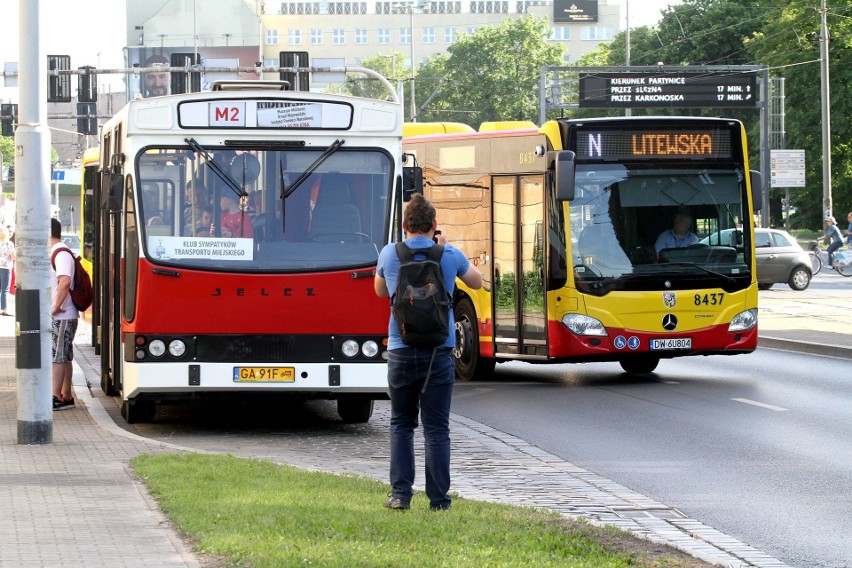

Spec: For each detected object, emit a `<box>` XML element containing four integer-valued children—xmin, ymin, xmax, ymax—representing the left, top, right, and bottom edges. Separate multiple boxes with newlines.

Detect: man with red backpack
<box><xmin>50</xmin><ymin>218</ymin><xmax>78</xmax><ymax>411</ymax></box>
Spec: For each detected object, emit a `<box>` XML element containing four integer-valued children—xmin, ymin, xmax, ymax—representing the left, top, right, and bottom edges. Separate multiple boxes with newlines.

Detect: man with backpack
<box><xmin>374</xmin><ymin>194</ymin><xmax>482</xmax><ymax>511</ymax></box>
<box><xmin>50</xmin><ymin>218</ymin><xmax>79</xmax><ymax>411</ymax></box>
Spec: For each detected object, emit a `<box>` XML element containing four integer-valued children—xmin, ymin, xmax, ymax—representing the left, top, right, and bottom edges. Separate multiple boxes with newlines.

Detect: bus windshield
<box><xmin>568</xmin><ymin>163</ymin><xmax>752</xmax><ymax>293</ymax></box>
<box><xmin>136</xmin><ymin>145</ymin><xmax>392</xmax><ymax>272</ymax></box>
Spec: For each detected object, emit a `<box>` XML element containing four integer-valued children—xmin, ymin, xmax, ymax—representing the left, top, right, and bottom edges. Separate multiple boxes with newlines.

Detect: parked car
<box><xmin>701</xmin><ymin>227</ymin><xmax>812</xmax><ymax>291</ymax></box>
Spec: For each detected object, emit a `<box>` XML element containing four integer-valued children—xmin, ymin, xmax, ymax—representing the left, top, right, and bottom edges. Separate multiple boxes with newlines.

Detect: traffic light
<box><xmin>78</xmin><ymin>66</ymin><xmax>98</xmax><ymax>103</ymax></box>
<box><xmin>1</xmin><ymin>104</ymin><xmax>17</xmax><ymax>137</ymax></box>
<box><xmin>279</xmin><ymin>51</ymin><xmax>310</xmax><ymax>91</ymax></box>
<box><xmin>48</xmin><ymin>55</ymin><xmax>72</xmax><ymax>103</ymax></box>
<box><xmin>170</xmin><ymin>53</ymin><xmax>201</xmax><ymax>95</ymax></box>
<box><xmin>76</xmin><ymin>102</ymin><xmax>97</xmax><ymax>136</ymax></box>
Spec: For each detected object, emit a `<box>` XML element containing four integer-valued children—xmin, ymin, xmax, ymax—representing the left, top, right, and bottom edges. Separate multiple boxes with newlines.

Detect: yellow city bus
<box><xmin>403</xmin><ymin>117</ymin><xmax>761</xmax><ymax>380</ymax></box>
<box><xmin>79</xmin><ymin>146</ymin><xmax>99</xmax><ymax>268</ymax></box>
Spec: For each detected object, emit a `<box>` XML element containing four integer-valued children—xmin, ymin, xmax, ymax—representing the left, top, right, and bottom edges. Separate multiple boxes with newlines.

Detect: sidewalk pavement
<box><xmin>1</xmin><ymin>287</ymin><xmax>850</xmax><ymax>568</ymax></box>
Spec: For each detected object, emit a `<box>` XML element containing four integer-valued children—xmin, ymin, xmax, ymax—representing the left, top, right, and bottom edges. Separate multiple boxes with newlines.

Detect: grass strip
<box><xmin>132</xmin><ymin>453</ymin><xmax>708</xmax><ymax>568</ymax></box>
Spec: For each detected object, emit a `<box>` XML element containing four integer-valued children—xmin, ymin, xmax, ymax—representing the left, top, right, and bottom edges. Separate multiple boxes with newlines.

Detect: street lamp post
<box><xmin>408</xmin><ymin>7</ymin><xmax>416</xmax><ymax>122</ymax></box>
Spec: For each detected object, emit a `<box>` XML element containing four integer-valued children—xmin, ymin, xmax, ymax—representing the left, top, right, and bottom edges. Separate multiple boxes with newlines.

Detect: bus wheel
<box><xmin>453</xmin><ymin>298</ymin><xmax>495</xmax><ymax>382</ymax></box>
<box><xmin>121</xmin><ymin>399</ymin><xmax>156</xmax><ymax>424</ymax></box>
<box><xmin>620</xmin><ymin>356</ymin><xmax>660</xmax><ymax>375</ymax></box>
<box><xmin>337</xmin><ymin>397</ymin><xmax>374</xmax><ymax>423</ymax></box>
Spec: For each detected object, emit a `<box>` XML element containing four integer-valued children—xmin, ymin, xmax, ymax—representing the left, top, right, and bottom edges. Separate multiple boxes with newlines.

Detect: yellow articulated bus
<box><xmin>403</xmin><ymin>117</ymin><xmax>761</xmax><ymax>380</ymax></box>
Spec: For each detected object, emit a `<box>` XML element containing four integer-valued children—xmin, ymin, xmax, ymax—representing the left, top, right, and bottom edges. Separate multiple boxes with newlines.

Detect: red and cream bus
<box><xmin>94</xmin><ymin>80</ymin><xmax>407</xmax><ymax>423</ymax></box>
<box><xmin>403</xmin><ymin>117</ymin><xmax>761</xmax><ymax>380</ymax></box>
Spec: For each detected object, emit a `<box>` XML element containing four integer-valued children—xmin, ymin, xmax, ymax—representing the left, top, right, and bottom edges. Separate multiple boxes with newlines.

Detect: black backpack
<box><xmin>51</xmin><ymin>247</ymin><xmax>94</xmax><ymax>312</ymax></box>
<box><xmin>392</xmin><ymin>243</ymin><xmax>452</xmax><ymax>347</ymax></box>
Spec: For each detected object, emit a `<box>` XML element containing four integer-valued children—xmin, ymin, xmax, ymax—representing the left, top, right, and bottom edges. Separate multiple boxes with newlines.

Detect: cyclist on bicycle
<box><xmin>823</xmin><ymin>216</ymin><xmax>845</xmax><ymax>269</ymax></box>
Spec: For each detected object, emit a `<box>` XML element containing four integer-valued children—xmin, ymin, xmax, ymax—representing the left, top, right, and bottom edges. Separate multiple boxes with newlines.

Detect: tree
<box><xmin>343</xmin><ymin>51</ymin><xmax>409</xmax><ymax>102</ymax></box>
<box><xmin>415</xmin><ymin>16</ymin><xmax>564</xmax><ymax>125</ymax></box>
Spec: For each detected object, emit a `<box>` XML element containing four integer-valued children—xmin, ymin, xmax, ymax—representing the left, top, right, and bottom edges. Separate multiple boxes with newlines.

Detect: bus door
<box><xmin>492</xmin><ymin>175</ymin><xmax>547</xmax><ymax>358</ymax></box>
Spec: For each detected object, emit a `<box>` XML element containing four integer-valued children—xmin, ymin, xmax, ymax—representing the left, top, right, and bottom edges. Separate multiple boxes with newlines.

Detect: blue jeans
<box><xmin>387</xmin><ymin>346</ymin><xmax>454</xmax><ymax>509</ymax></box>
<box><xmin>0</xmin><ymin>268</ymin><xmax>10</xmax><ymax>311</ymax></box>
<box><xmin>828</xmin><ymin>240</ymin><xmax>843</xmax><ymax>266</ymax></box>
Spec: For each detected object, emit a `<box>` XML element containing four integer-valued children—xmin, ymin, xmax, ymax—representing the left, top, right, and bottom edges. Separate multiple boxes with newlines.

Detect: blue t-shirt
<box><xmin>825</xmin><ymin>224</ymin><xmax>844</xmax><ymax>245</ymax></box>
<box><xmin>377</xmin><ymin>236</ymin><xmax>471</xmax><ymax>350</ymax></box>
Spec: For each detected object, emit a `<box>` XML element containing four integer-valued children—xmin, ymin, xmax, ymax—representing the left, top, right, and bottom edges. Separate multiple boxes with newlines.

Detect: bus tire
<box><xmin>453</xmin><ymin>298</ymin><xmax>495</xmax><ymax>382</ymax></box>
<box><xmin>121</xmin><ymin>399</ymin><xmax>156</xmax><ymax>424</ymax></box>
<box><xmin>337</xmin><ymin>397</ymin><xmax>373</xmax><ymax>423</ymax></box>
<box><xmin>620</xmin><ymin>356</ymin><xmax>660</xmax><ymax>375</ymax></box>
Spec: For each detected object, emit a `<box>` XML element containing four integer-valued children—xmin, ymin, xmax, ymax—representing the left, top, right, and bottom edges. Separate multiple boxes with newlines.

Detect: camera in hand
<box><xmin>433</xmin><ymin>230</ymin><xmax>442</xmax><ymax>244</ymax></box>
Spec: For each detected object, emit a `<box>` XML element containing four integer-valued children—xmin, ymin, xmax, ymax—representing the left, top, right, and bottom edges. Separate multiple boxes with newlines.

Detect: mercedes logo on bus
<box><xmin>662</xmin><ymin>314</ymin><xmax>678</xmax><ymax>331</ymax></box>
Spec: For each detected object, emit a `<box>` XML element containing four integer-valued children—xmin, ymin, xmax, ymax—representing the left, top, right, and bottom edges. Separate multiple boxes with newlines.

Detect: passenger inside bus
<box><xmin>219</xmin><ymin>194</ymin><xmax>254</xmax><ymax>238</ymax></box>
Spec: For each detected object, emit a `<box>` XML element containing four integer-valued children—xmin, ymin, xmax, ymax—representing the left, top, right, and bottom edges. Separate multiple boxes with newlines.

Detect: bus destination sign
<box><xmin>579</xmin><ymin>72</ymin><xmax>758</xmax><ymax>109</ymax></box>
<box><xmin>574</xmin><ymin>129</ymin><xmax>734</xmax><ymax>161</ymax></box>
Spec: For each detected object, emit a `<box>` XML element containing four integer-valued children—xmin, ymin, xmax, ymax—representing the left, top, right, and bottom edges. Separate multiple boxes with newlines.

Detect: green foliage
<box><xmin>345</xmin><ymin>51</ymin><xmax>410</xmax><ymax>101</ymax></box>
<box><xmin>0</xmin><ymin>136</ymin><xmax>13</xmax><ymax>167</ymax></box>
<box><xmin>417</xmin><ymin>16</ymin><xmax>564</xmax><ymax>125</ymax></box>
<box><xmin>132</xmin><ymin>452</ymin><xmax>697</xmax><ymax>568</ymax></box>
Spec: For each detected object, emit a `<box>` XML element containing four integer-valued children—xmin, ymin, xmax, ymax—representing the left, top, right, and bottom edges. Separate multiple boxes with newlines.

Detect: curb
<box><xmin>759</xmin><ymin>336</ymin><xmax>852</xmax><ymax>360</ymax></box>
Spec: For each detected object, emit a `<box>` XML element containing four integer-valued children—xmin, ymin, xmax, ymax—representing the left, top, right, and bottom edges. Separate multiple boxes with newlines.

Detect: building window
<box><xmin>470</xmin><ymin>0</ymin><xmax>508</xmax><ymax>13</ymax></box>
<box><xmin>551</xmin><ymin>27</ymin><xmax>571</xmax><ymax>41</ymax></box>
<box><xmin>328</xmin><ymin>2</ymin><xmax>367</xmax><ymax>14</ymax></box>
<box><xmin>400</xmin><ymin>27</ymin><xmax>411</xmax><ymax>45</ymax></box>
<box><xmin>562</xmin><ymin>52</ymin><xmax>571</xmax><ymax>63</ymax></box>
<box><xmin>581</xmin><ymin>26</ymin><xmax>613</xmax><ymax>41</ymax></box>
<box><xmin>333</xmin><ymin>29</ymin><xmax>346</xmax><ymax>45</ymax></box>
<box><xmin>375</xmin><ymin>1</ymin><xmax>395</xmax><ymax>14</ymax></box>
<box><xmin>378</xmin><ymin>28</ymin><xmax>391</xmax><ymax>45</ymax></box>
<box><xmin>431</xmin><ymin>1</ymin><xmax>461</xmax><ymax>13</ymax></box>
<box><xmin>265</xmin><ymin>29</ymin><xmax>279</xmax><ymax>45</ymax></box>
<box><xmin>288</xmin><ymin>29</ymin><xmax>301</xmax><ymax>45</ymax></box>
<box><xmin>355</xmin><ymin>28</ymin><xmax>368</xmax><ymax>45</ymax></box>
<box><xmin>516</xmin><ymin>0</ymin><xmax>546</xmax><ymax>13</ymax></box>
<box><xmin>310</xmin><ymin>28</ymin><xmax>324</xmax><ymax>45</ymax></box>
<box><xmin>423</xmin><ymin>28</ymin><xmax>435</xmax><ymax>45</ymax></box>
<box><xmin>279</xmin><ymin>2</ymin><xmax>319</xmax><ymax>15</ymax></box>
<box><xmin>444</xmin><ymin>27</ymin><xmax>456</xmax><ymax>43</ymax></box>
<box><xmin>467</xmin><ymin>26</ymin><xmax>477</xmax><ymax>36</ymax></box>
<box><xmin>265</xmin><ymin>58</ymin><xmax>278</xmax><ymax>68</ymax></box>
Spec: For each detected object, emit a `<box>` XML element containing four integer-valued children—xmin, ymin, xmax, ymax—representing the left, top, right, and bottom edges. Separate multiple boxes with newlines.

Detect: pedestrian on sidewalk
<box><xmin>845</xmin><ymin>212</ymin><xmax>852</xmax><ymax>246</ymax></box>
<box><xmin>0</xmin><ymin>225</ymin><xmax>15</xmax><ymax>316</ymax></box>
<box><xmin>823</xmin><ymin>216</ymin><xmax>845</xmax><ymax>269</ymax></box>
<box><xmin>50</xmin><ymin>217</ymin><xmax>79</xmax><ymax>410</ymax></box>
<box><xmin>374</xmin><ymin>194</ymin><xmax>482</xmax><ymax>511</ymax></box>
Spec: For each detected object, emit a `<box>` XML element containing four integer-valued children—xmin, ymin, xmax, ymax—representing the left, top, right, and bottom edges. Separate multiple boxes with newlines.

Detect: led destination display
<box><xmin>579</xmin><ymin>72</ymin><xmax>758</xmax><ymax>108</ymax></box>
<box><xmin>573</xmin><ymin>129</ymin><xmax>734</xmax><ymax>161</ymax></box>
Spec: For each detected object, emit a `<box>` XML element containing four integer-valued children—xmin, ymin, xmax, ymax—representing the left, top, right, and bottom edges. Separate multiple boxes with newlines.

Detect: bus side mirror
<box><xmin>101</xmin><ymin>173</ymin><xmax>123</xmax><ymax>211</ymax></box>
<box><xmin>402</xmin><ymin>166</ymin><xmax>423</xmax><ymax>202</ymax></box>
<box><xmin>750</xmin><ymin>170</ymin><xmax>762</xmax><ymax>212</ymax></box>
<box><xmin>549</xmin><ymin>150</ymin><xmax>575</xmax><ymax>201</ymax></box>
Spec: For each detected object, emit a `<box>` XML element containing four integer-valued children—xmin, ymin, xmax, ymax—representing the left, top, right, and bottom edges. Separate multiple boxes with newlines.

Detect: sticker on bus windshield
<box><xmin>147</xmin><ymin>236</ymin><xmax>254</xmax><ymax>261</ymax></box>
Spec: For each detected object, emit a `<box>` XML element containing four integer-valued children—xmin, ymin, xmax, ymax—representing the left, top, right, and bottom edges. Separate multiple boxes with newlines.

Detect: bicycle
<box><xmin>808</xmin><ymin>241</ymin><xmax>824</xmax><ymax>275</ymax></box>
<box><xmin>810</xmin><ymin>240</ymin><xmax>852</xmax><ymax>277</ymax></box>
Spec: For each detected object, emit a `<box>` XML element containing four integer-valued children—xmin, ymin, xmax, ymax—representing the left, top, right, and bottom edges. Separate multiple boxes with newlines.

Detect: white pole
<box><xmin>820</xmin><ymin>0</ymin><xmax>832</xmax><ymax>219</ymax></box>
<box><xmin>16</xmin><ymin>0</ymin><xmax>54</xmax><ymax>444</ymax></box>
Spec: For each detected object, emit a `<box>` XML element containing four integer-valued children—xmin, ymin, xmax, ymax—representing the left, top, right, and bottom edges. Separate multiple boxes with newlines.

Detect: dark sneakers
<box><xmin>383</xmin><ymin>495</ymin><xmax>410</xmax><ymax>510</ymax></box>
<box><xmin>52</xmin><ymin>396</ymin><xmax>75</xmax><ymax>411</ymax></box>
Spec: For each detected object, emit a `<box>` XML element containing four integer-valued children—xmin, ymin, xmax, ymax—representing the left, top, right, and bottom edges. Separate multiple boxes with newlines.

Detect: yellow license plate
<box><xmin>233</xmin><ymin>367</ymin><xmax>296</xmax><ymax>382</ymax></box>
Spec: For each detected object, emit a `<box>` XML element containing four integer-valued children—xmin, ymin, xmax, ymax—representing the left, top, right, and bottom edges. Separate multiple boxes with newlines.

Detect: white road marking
<box><xmin>731</xmin><ymin>398</ymin><xmax>788</xmax><ymax>412</ymax></box>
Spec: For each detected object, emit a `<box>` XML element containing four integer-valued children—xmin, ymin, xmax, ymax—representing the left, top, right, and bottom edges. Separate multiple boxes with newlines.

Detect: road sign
<box><xmin>770</xmin><ymin>149</ymin><xmax>806</xmax><ymax>188</ymax></box>
<box><xmin>579</xmin><ymin>72</ymin><xmax>758</xmax><ymax>108</ymax></box>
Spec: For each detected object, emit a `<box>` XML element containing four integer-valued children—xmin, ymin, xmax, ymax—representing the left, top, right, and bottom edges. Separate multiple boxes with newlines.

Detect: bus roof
<box><xmin>402</xmin><ymin>122</ymin><xmax>475</xmax><ymax>137</ymax></box>
<box><xmin>81</xmin><ymin>146</ymin><xmax>99</xmax><ymax>166</ymax></box>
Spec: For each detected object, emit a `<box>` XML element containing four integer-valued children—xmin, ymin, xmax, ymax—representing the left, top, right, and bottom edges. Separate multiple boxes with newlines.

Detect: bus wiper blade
<box><xmin>663</xmin><ymin>262</ymin><xmax>738</xmax><ymax>288</ymax></box>
<box><xmin>280</xmin><ymin>139</ymin><xmax>345</xmax><ymax>199</ymax></box>
<box><xmin>184</xmin><ymin>137</ymin><xmax>245</xmax><ymax>198</ymax></box>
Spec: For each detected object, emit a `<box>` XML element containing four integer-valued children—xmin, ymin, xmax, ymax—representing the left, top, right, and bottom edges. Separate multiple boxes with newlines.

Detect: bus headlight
<box><xmin>148</xmin><ymin>339</ymin><xmax>166</xmax><ymax>357</ymax></box>
<box><xmin>562</xmin><ymin>314</ymin><xmax>607</xmax><ymax>336</ymax></box>
<box><xmin>361</xmin><ymin>340</ymin><xmax>379</xmax><ymax>358</ymax></box>
<box><xmin>168</xmin><ymin>339</ymin><xmax>187</xmax><ymax>357</ymax></box>
<box><xmin>728</xmin><ymin>309</ymin><xmax>757</xmax><ymax>332</ymax></box>
<box><xmin>341</xmin><ymin>339</ymin><xmax>360</xmax><ymax>358</ymax></box>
